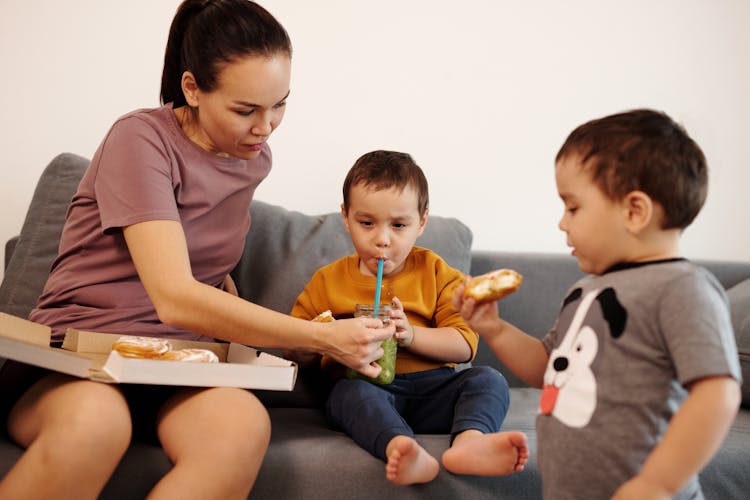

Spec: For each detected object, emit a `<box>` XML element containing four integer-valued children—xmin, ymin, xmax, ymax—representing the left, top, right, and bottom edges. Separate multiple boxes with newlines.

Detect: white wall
<box><xmin>2</xmin><ymin>0</ymin><xmax>749</xmax><ymax>282</ymax></box>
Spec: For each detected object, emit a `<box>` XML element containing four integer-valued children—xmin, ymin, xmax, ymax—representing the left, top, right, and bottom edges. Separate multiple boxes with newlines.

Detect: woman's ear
<box><xmin>181</xmin><ymin>71</ymin><xmax>200</xmax><ymax>107</ymax></box>
<box><xmin>623</xmin><ymin>190</ymin><xmax>654</xmax><ymax>234</ymax></box>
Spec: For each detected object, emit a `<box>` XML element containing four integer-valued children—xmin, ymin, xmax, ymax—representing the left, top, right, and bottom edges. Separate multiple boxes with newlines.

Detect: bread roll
<box><xmin>311</xmin><ymin>310</ymin><xmax>335</xmax><ymax>323</ymax></box>
<box><xmin>112</xmin><ymin>336</ymin><xmax>172</xmax><ymax>359</ymax></box>
<box><xmin>159</xmin><ymin>348</ymin><xmax>219</xmax><ymax>363</ymax></box>
<box><xmin>463</xmin><ymin>269</ymin><xmax>522</xmax><ymax>303</ymax></box>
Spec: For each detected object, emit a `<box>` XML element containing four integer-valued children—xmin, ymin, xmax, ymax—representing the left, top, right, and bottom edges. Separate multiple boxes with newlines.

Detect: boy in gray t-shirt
<box><xmin>454</xmin><ymin>109</ymin><xmax>742</xmax><ymax>499</ymax></box>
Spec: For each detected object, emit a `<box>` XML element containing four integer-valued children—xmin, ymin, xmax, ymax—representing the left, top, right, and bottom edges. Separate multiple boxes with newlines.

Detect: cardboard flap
<box><xmin>62</xmin><ymin>329</ymin><xmax>123</xmax><ymax>353</ymax></box>
<box><xmin>0</xmin><ymin>312</ymin><xmax>52</xmax><ymax>346</ymax></box>
<box><xmin>62</xmin><ymin>330</ymin><xmax>230</xmax><ymax>359</ymax></box>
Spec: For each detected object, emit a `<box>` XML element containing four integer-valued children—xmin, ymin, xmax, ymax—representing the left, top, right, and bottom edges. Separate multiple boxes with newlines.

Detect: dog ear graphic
<box><xmin>596</xmin><ymin>287</ymin><xmax>626</xmax><ymax>339</ymax></box>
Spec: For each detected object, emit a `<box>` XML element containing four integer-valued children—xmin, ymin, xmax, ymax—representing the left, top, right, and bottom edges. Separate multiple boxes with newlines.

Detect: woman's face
<box><xmin>182</xmin><ymin>53</ymin><xmax>291</xmax><ymax>159</ymax></box>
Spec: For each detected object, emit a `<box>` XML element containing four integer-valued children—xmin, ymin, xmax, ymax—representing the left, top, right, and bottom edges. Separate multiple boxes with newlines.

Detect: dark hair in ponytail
<box><xmin>160</xmin><ymin>0</ymin><xmax>292</xmax><ymax>107</ymax></box>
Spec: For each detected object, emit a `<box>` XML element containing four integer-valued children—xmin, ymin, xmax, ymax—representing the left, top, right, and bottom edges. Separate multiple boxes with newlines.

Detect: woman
<box><xmin>0</xmin><ymin>1</ymin><xmax>393</xmax><ymax>498</ymax></box>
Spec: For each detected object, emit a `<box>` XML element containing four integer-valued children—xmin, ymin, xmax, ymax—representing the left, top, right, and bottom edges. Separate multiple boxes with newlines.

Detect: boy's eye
<box><xmin>392</xmin><ymin>223</ymin><xmax>406</xmax><ymax>229</ymax></box>
<box><xmin>359</xmin><ymin>221</ymin><xmax>373</xmax><ymax>227</ymax></box>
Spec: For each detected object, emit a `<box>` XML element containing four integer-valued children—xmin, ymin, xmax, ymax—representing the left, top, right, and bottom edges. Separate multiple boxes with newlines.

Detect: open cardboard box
<box><xmin>0</xmin><ymin>312</ymin><xmax>297</xmax><ymax>391</ymax></box>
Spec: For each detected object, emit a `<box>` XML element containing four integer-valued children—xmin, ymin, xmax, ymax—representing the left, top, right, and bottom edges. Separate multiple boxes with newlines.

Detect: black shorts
<box><xmin>0</xmin><ymin>359</ymin><xmax>183</xmax><ymax>443</ymax></box>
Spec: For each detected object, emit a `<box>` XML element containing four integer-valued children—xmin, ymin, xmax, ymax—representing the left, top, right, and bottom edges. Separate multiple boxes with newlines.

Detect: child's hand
<box><xmin>390</xmin><ymin>297</ymin><xmax>414</xmax><ymax>347</ymax></box>
<box><xmin>612</xmin><ymin>475</ymin><xmax>671</xmax><ymax>500</ymax></box>
<box><xmin>452</xmin><ymin>278</ymin><xmax>503</xmax><ymax>337</ymax></box>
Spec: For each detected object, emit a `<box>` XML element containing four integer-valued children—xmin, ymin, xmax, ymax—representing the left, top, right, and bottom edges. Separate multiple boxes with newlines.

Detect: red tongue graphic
<box><xmin>540</xmin><ymin>385</ymin><xmax>559</xmax><ymax>414</ymax></box>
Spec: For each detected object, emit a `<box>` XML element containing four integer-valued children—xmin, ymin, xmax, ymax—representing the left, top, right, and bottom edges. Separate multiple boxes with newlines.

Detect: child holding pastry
<box><xmin>0</xmin><ymin>1</ymin><xmax>393</xmax><ymax>498</ymax></box>
<box><xmin>454</xmin><ymin>109</ymin><xmax>742</xmax><ymax>499</ymax></box>
<box><xmin>291</xmin><ymin>150</ymin><xmax>528</xmax><ymax>486</ymax></box>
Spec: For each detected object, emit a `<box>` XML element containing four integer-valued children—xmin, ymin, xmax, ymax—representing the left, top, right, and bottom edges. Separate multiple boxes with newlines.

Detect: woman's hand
<box><xmin>390</xmin><ymin>297</ymin><xmax>414</xmax><ymax>347</ymax></box>
<box><xmin>321</xmin><ymin>317</ymin><xmax>395</xmax><ymax>378</ymax></box>
<box><xmin>223</xmin><ymin>274</ymin><xmax>238</xmax><ymax>296</ymax></box>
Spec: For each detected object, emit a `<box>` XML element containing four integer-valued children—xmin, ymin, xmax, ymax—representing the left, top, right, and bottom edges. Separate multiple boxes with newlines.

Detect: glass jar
<box><xmin>346</xmin><ymin>304</ymin><xmax>396</xmax><ymax>385</ymax></box>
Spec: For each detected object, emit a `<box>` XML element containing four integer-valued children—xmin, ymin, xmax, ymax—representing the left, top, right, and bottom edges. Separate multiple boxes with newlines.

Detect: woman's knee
<box><xmin>11</xmin><ymin>376</ymin><xmax>131</xmax><ymax>460</ymax></box>
<box><xmin>159</xmin><ymin>387</ymin><xmax>270</xmax><ymax>461</ymax></box>
<box><xmin>52</xmin><ymin>380</ymin><xmax>132</xmax><ymax>451</ymax></box>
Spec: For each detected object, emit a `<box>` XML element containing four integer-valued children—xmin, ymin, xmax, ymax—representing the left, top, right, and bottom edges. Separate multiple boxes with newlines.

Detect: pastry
<box><xmin>159</xmin><ymin>348</ymin><xmax>219</xmax><ymax>363</ymax></box>
<box><xmin>311</xmin><ymin>310</ymin><xmax>335</xmax><ymax>323</ymax></box>
<box><xmin>463</xmin><ymin>269</ymin><xmax>522</xmax><ymax>303</ymax></box>
<box><xmin>112</xmin><ymin>336</ymin><xmax>172</xmax><ymax>359</ymax></box>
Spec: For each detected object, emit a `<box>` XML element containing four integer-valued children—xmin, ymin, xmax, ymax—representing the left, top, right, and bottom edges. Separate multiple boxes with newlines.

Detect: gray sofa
<box><xmin>1</xmin><ymin>153</ymin><xmax>748</xmax><ymax>499</ymax></box>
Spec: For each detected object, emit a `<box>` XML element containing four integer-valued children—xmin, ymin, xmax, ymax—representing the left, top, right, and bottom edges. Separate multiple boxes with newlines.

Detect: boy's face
<box><xmin>342</xmin><ymin>183</ymin><xmax>427</xmax><ymax>278</ymax></box>
<box><xmin>555</xmin><ymin>155</ymin><xmax>631</xmax><ymax>275</ymax></box>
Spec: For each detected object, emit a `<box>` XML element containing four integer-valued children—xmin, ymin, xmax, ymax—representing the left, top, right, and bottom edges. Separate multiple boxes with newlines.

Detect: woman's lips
<box><xmin>241</xmin><ymin>142</ymin><xmax>265</xmax><ymax>152</ymax></box>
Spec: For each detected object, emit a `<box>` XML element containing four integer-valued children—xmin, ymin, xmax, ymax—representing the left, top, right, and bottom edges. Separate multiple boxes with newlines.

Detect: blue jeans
<box><xmin>325</xmin><ymin>366</ymin><xmax>510</xmax><ymax>461</ymax></box>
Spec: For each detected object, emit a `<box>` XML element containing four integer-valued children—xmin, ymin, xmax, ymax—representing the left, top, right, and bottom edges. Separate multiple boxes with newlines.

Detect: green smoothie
<box><xmin>346</xmin><ymin>304</ymin><xmax>396</xmax><ymax>385</ymax></box>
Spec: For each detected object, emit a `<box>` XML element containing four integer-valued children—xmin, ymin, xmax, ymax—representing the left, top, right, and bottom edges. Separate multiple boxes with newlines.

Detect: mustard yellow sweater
<box><xmin>290</xmin><ymin>246</ymin><xmax>478</xmax><ymax>374</ymax></box>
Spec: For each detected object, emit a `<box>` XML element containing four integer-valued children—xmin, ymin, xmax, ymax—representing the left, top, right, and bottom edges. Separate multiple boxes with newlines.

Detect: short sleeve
<box><xmin>94</xmin><ymin>115</ymin><xmax>181</xmax><ymax>231</ymax></box>
<box><xmin>659</xmin><ymin>270</ymin><xmax>741</xmax><ymax>386</ymax></box>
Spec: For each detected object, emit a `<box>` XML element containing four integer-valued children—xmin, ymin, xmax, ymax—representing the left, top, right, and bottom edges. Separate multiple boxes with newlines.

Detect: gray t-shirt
<box><xmin>537</xmin><ymin>259</ymin><xmax>741</xmax><ymax>500</ymax></box>
<box><xmin>30</xmin><ymin>104</ymin><xmax>272</xmax><ymax>342</ymax></box>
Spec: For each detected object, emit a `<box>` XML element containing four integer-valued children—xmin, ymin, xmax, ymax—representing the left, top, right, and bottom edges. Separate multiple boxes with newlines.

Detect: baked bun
<box><xmin>463</xmin><ymin>269</ymin><xmax>522</xmax><ymax>303</ymax></box>
<box><xmin>159</xmin><ymin>348</ymin><xmax>219</xmax><ymax>363</ymax></box>
<box><xmin>112</xmin><ymin>336</ymin><xmax>172</xmax><ymax>359</ymax></box>
<box><xmin>311</xmin><ymin>310</ymin><xmax>335</xmax><ymax>323</ymax></box>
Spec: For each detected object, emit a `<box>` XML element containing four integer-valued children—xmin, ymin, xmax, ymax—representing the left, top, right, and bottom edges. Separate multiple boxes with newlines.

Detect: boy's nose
<box><xmin>374</xmin><ymin>227</ymin><xmax>390</xmax><ymax>247</ymax></box>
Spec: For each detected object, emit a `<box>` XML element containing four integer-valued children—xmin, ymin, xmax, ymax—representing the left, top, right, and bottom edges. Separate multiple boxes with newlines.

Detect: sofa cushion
<box><xmin>0</xmin><ymin>153</ymin><xmax>89</xmax><ymax>319</ymax></box>
<box><xmin>727</xmin><ymin>278</ymin><xmax>750</xmax><ymax>408</ymax></box>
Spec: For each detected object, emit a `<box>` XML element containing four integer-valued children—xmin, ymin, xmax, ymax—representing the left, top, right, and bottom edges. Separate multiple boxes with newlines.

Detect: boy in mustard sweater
<box><xmin>291</xmin><ymin>150</ymin><xmax>528</xmax><ymax>486</ymax></box>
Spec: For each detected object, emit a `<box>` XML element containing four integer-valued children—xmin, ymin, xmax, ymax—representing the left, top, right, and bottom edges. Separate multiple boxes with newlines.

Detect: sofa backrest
<box><xmin>0</xmin><ymin>153</ymin><xmax>89</xmax><ymax>319</ymax></box>
<box><xmin>0</xmin><ymin>153</ymin><xmax>474</xmax><ymax>321</ymax></box>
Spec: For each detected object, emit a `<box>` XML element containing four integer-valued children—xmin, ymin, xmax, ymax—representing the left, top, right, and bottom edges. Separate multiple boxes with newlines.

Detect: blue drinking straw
<box><xmin>374</xmin><ymin>258</ymin><xmax>384</xmax><ymax>313</ymax></box>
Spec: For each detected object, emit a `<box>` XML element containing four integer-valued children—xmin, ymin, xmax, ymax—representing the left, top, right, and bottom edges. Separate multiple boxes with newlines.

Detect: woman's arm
<box><xmin>123</xmin><ymin>220</ymin><xmax>393</xmax><ymax>377</ymax></box>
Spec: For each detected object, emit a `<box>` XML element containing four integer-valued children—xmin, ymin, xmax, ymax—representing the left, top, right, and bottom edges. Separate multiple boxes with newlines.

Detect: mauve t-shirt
<box><xmin>29</xmin><ymin>104</ymin><xmax>272</xmax><ymax>343</ymax></box>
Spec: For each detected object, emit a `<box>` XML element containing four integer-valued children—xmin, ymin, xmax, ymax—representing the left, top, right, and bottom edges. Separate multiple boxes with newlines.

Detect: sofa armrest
<box><xmin>5</xmin><ymin>236</ymin><xmax>18</xmax><ymax>271</ymax></box>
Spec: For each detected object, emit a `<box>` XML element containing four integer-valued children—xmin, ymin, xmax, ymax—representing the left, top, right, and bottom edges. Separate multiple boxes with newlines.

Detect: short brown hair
<box><xmin>342</xmin><ymin>150</ymin><xmax>429</xmax><ymax>216</ymax></box>
<box><xmin>556</xmin><ymin>109</ymin><xmax>707</xmax><ymax>230</ymax></box>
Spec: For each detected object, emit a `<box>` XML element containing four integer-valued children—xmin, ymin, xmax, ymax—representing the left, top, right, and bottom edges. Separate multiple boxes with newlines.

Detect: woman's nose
<box><xmin>251</xmin><ymin>112</ymin><xmax>273</xmax><ymax>137</ymax></box>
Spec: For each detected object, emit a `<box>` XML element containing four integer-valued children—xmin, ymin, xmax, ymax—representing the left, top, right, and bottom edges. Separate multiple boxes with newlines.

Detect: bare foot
<box><xmin>442</xmin><ymin>431</ymin><xmax>529</xmax><ymax>476</ymax></box>
<box><xmin>385</xmin><ymin>436</ymin><xmax>440</xmax><ymax>485</ymax></box>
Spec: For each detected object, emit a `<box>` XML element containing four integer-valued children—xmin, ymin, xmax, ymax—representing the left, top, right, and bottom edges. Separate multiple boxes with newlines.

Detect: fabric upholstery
<box><xmin>0</xmin><ymin>153</ymin><xmax>89</xmax><ymax>319</ymax></box>
<box><xmin>727</xmin><ymin>278</ymin><xmax>750</xmax><ymax>407</ymax></box>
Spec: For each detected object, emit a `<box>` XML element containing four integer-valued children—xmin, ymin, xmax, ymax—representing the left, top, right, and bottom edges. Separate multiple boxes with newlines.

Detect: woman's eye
<box><xmin>274</xmin><ymin>100</ymin><xmax>287</xmax><ymax>110</ymax></box>
<box><xmin>236</xmin><ymin>110</ymin><xmax>254</xmax><ymax>117</ymax></box>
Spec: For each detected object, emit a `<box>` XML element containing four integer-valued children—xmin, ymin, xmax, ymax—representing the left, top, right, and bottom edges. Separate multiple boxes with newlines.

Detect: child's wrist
<box><xmin>399</xmin><ymin>328</ymin><xmax>415</xmax><ymax>347</ymax></box>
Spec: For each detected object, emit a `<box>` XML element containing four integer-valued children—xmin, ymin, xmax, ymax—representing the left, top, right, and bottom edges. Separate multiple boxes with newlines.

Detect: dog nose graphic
<box><xmin>553</xmin><ymin>357</ymin><xmax>568</xmax><ymax>372</ymax></box>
